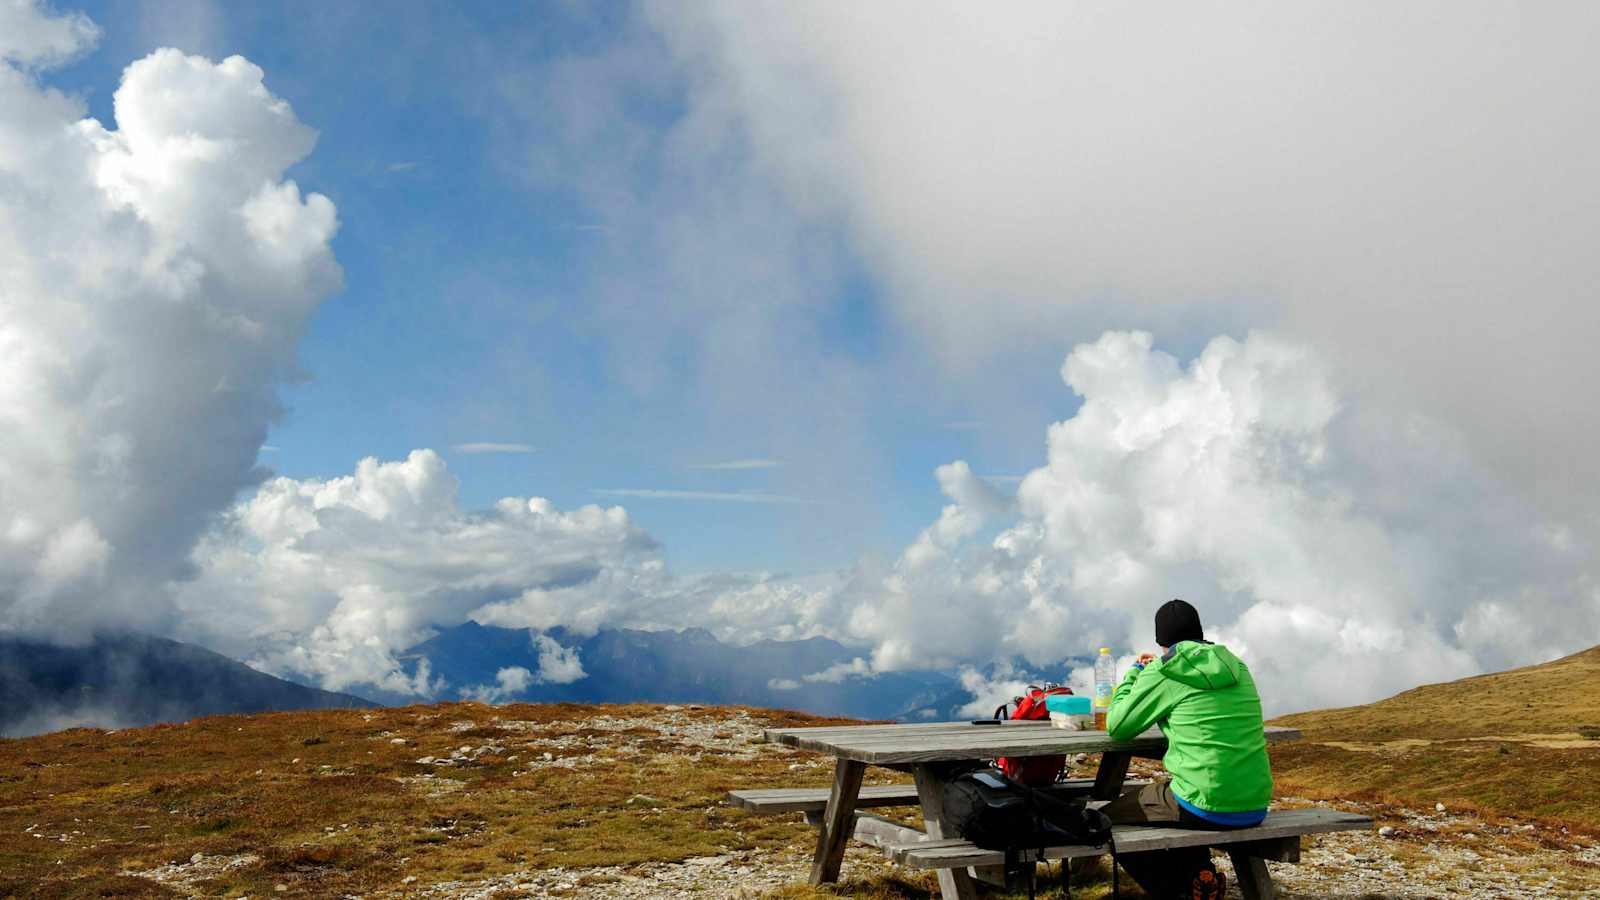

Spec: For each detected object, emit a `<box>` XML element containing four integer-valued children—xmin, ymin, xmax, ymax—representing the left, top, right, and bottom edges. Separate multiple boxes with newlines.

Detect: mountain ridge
<box><xmin>0</xmin><ymin>632</ymin><xmax>374</xmax><ymax>738</ymax></box>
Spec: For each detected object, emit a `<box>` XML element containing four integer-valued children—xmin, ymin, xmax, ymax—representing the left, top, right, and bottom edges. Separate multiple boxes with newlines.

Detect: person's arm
<box><xmin>1106</xmin><ymin>663</ymin><xmax>1181</xmax><ymax>741</ymax></box>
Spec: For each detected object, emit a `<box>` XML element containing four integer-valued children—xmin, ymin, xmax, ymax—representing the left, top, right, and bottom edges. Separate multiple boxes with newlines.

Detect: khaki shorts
<box><xmin>1101</xmin><ymin>780</ymin><xmax>1233</xmax><ymax>830</ymax></box>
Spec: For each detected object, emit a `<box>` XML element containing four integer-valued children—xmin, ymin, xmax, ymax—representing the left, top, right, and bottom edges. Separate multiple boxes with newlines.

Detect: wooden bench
<box><xmin>729</xmin><ymin>778</ymin><xmax>1151</xmax><ymax>890</ymax></box>
<box><xmin>726</xmin><ymin>778</ymin><xmax>1148</xmax><ymax>815</ymax></box>
<box><xmin>889</xmin><ymin>807</ymin><xmax>1373</xmax><ymax>900</ymax></box>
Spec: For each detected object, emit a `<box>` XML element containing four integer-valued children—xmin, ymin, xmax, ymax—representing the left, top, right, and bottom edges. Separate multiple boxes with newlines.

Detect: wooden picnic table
<box><xmin>760</xmin><ymin>719</ymin><xmax>1305</xmax><ymax>899</ymax></box>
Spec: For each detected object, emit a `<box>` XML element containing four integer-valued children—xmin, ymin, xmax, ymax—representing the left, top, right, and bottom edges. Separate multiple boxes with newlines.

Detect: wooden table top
<box><xmin>762</xmin><ymin>720</ymin><xmax>1302</xmax><ymax>765</ymax></box>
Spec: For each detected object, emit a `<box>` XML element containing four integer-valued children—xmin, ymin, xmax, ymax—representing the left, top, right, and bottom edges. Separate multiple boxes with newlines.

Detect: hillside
<box><xmin>0</xmin><ymin>633</ymin><xmax>374</xmax><ymax>738</ymax></box>
<box><xmin>1270</xmin><ymin>644</ymin><xmax>1600</xmax><ymax>826</ymax></box>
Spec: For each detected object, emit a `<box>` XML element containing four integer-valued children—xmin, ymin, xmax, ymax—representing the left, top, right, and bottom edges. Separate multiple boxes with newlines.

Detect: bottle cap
<box><xmin>1099</xmin><ymin>647</ymin><xmax>1111</xmax><ymax>654</ymax></box>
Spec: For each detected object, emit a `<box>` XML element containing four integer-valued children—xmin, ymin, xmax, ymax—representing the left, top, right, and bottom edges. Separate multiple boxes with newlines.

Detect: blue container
<box><xmin>1044</xmin><ymin>694</ymin><xmax>1091</xmax><ymax>715</ymax></box>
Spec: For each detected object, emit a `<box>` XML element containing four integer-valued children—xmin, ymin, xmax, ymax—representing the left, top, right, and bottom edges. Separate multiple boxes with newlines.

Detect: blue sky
<box><xmin>43</xmin><ymin>0</ymin><xmax>1076</xmax><ymax>573</ymax></box>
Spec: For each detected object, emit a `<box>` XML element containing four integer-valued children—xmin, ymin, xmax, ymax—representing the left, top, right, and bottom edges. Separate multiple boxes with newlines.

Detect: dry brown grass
<box><xmin>1275</xmin><ymin>644</ymin><xmax>1600</xmax><ymax>742</ymax></box>
<box><xmin>1270</xmin><ymin>643</ymin><xmax>1600</xmax><ymax>833</ymax></box>
<box><xmin>0</xmin><ymin>702</ymin><xmax>860</xmax><ymax>898</ymax></box>
<box><xmin>8</xmin><ymin>644</ymin><xmax>1598</xmax><ymax>898</ymax></box>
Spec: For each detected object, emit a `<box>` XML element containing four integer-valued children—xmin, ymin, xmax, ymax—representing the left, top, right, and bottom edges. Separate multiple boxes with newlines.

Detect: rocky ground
<box><xmin>404</xmin><ymin>796</ymin><xmax>1600</xmax><ymax>900</ymax></box>
<box><xmin>6</xmin><ymin>702</ymin><xmax>1597</xmax><ymax>899</ymax></box>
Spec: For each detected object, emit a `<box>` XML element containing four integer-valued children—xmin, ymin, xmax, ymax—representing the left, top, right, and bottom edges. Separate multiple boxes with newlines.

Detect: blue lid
<box><xmin>1045</xmin><ymin>694</ymin><xmax>1091</xmax><ymax>715</ymax></box>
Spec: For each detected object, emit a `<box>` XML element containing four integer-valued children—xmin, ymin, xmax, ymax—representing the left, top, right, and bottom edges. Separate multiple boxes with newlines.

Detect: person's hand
<box><xmin>1133</xmin><ymin>652</ymin><xmax>1157</xmax><ymax>669</ymax></box>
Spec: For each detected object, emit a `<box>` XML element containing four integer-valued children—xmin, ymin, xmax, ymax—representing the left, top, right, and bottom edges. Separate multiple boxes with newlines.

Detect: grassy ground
<box><xmin>0</xmin><ymin>702</ymin><xmax>1144</xmax><ymax>899</ymax></box>
<box><xmin>0</xmin><ymin>703</ymin><xmax>855</xmax><ymax>898</ymax></box>
<box><xmin>1270</xmin><ymin>645</ymin><xmax>1600</xmax><ymax>831</ymax></box>
<box><xmin>5</xmin><ymin>646</ymin><xmax>1597</xmax><ymax>897</ymax></box>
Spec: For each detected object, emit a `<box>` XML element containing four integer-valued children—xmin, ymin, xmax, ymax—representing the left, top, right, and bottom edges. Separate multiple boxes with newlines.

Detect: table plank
<box><xmin>765</xmin><ymin>723</ymin><xmax>1300</xmax><ymax>764</ymax></box>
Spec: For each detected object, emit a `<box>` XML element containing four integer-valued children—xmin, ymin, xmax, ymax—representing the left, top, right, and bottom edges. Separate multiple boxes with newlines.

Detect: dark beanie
<box><xmin>1154</xmin><ymin>598</ymin><xmax>1204</xmax><ymax>647</ymax></box>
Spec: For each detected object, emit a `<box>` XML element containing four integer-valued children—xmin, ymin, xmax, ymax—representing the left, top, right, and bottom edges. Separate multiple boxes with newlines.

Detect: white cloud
<box><xmin>651</xmin><ymin>0</ymin><xmax>1600</xmax><ymax>546</ymax></box>
<box><xmin>532</xmin><ymin>633</ymin><xmax>585</xmax><ymax>684</ymax></box>
<box><xmin>955</xmin><ymin>664</ymin><xmax>1032</xmax><ymax>720</ymax></box>
<box><xmin>800</xmin><ymin>657</ymin><xmax>872</xmax><ymax>684</ymax></box>
<box><xmin>828</xmin><ymin>331</ymin><xmax>1598</xmax><ymax>713</ymax></box>
<box><xmin>172</xmin><ymin>332</ymin><xmax>1597</xmax><ymax>715</ymax></box>
<box><xmin>686</xmin><ymin>459</ymin><xmax>781</xmax><ymax>470</ymax></box>
<box><xmin>0</xmin><ymin>6</ymin><xmax>340</xmax><ymax>640</ymax></box>
<box><xmin>463</xmin><ymin>665</ymin><xmax>533</xmax><ymax>703</ymax></box>
<box><xmin>175</xmin><ymin>449</ymin><xmax>653</xmax><ymax>692</ymax></box>
<box><xmin>460</xmin><ymin>639</ymin><xmax>585</xmax><ymax>701</ymax></box>
<box><xmin>452</xmin><ymin>442</ymin><xmax>536</xmax><ymax>454</ymax></box>
<box><xmin>594</xmin><ymin>489</ymin><xmax>812</xmax><ymax>505</ymax></box>
<box><xmin>0</xmin><ymin>0</ymin><xmax>98</xmax><ymax>68</ymax></box>
<box><xmin>766</xmin><ymin>677</ymin><xmax>800</xmax><ymax>691</ymax></box>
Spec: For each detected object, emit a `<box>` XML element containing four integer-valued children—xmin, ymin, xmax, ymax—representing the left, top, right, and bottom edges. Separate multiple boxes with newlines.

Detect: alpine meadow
<box><xmin>2</xmin><ymin>1</ymin><xmax>1598</xmax><ymax>898</ymax></box>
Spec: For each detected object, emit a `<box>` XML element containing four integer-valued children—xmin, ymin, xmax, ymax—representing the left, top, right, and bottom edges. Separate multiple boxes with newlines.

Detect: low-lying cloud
<box><xmin>174</xmin><ymin>449</ymin><xmax>657</xmax><ymax>693</ymax></box>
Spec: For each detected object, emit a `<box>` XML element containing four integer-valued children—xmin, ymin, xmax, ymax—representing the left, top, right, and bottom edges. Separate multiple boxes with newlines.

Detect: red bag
<box><xmin>995</xmin><ymin>685</ymin><xmax>1074</xmax><ymax>786</ymax></box>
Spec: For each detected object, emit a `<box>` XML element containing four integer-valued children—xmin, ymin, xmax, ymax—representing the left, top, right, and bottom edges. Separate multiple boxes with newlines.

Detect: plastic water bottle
<box><xmin>1093</xmin><ymin>647</ymin><xmax>1115</xmax><ymax>730</ymax></box>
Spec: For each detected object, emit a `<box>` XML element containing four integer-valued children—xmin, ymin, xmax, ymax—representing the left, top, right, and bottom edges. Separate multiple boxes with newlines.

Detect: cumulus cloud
<box><xmin>833</xmin><ymin>331</ymin><xmax>1598</xmax><ymax>713</ymax></box>
<box><xmin>174</xmin><ymin>449</ymin><xmax>653</xmax><ymax>693</ymax></box>
<box><xmin>0</xmin><ymin>3</ymin><xmax>339</xmax><ymax>639</ymax></box>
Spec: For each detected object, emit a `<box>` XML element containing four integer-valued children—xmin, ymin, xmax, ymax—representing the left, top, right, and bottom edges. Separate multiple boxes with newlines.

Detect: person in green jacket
<box><xmin>1102</xmin><ymin>599</ymin><xmax>1272</xmax><ymax>900</ymax></box>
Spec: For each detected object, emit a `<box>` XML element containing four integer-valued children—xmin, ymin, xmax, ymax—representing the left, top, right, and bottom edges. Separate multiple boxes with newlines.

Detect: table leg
<box><xmin>809</xmin><ymin>758</ymin><xmax>865</xmax><ymax>885</ymax></box>
<box><xmin>1228</xmin><ymin>850</ymin><xmax>1277</xmax><ymax>900</ymax></box>
<box><xmin>1091</xmin><ymin>750</ymin><xmax>1132</xmax><ymax>801</ymax></box>
<box><xmin>913</xmin><ymin>765</ymin><xmax>978</xmax><ymax>900</ymax></box>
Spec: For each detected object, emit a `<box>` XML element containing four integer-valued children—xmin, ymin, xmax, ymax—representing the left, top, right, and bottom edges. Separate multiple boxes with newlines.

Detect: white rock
<box><xmin>274</xmin><ymin>885</ymin><xmax>287</xmax><ymax>893</ymax></box>
<box><xmin>1379</xmin><ymin>826</ymin><xmax>1397</xmax><ymax>838</ymax></box>
<box><xmin>390</xmin><ymin>738</ymin><xmax>407</xmax><ymax>745</ymax></box>
<box><xmin>191</xmin><ymin>853</ymin><xmax>204</xmax><ymax>864</ymax></box>
<box><xmin>416</xmin><ymin>757</ymin><xmax>436</xmax><ymax>765</ymax></box>
<box><xmin>1435</xmin><ymin>802</ymin><xmax>1447</xmax><ymax>813</ymax></box>
<box><xmin>401</xmin><ymin>875</ymin><xmax>417</xmax><ymax>884</ymax></box>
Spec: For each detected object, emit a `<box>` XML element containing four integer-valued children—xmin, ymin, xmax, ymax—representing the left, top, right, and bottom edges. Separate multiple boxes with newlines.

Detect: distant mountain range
<box><xmin>385</xmin><ymin>621</ymin><xmax>975</xmax><ymax>721</ymax></box>
<box><xmin>0</xmin><ymin>632</ymin><xmax>373</xmax><ymax>738</ymax></box>
<box><xmin>1</xmin><ymin>622</ymin><xmax>1075</xmax><ymax>737</ymax></box>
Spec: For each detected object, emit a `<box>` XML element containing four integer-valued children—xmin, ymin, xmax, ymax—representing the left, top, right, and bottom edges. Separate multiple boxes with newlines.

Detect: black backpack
<box><xmin>941</xmin><ymin>768</ymin><xmax>1117</xmax><ymax>899</ymax></box>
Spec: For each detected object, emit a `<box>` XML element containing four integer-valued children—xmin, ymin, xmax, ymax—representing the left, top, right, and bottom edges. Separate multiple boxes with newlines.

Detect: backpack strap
<box><xmin>1109</xmin><ymin>834</ymin><xmax>1119</xmax><ymax>900</ymax></box>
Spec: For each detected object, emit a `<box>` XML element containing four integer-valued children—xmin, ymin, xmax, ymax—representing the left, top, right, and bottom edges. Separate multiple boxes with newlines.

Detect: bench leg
<box><xmin>809</xmin><ymin>759</ymin><xmax>865</xmax><ymax>885</ymax></box>
<box><xmin>1228</xmin><ymin>850</ymin><xmax>1277</xmax><ymax>900</ymax></box>
<box><xmin>913</xmin><ymin>765</ymin><xmax>978</xmax><ymax>900</ymax></box>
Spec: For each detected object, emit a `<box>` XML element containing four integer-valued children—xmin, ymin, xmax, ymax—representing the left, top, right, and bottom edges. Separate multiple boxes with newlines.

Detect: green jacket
<box><xmin>1105</xmin><ymin>641</ymin><xmax>1272</xmax><ymax>813</ymax></box>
